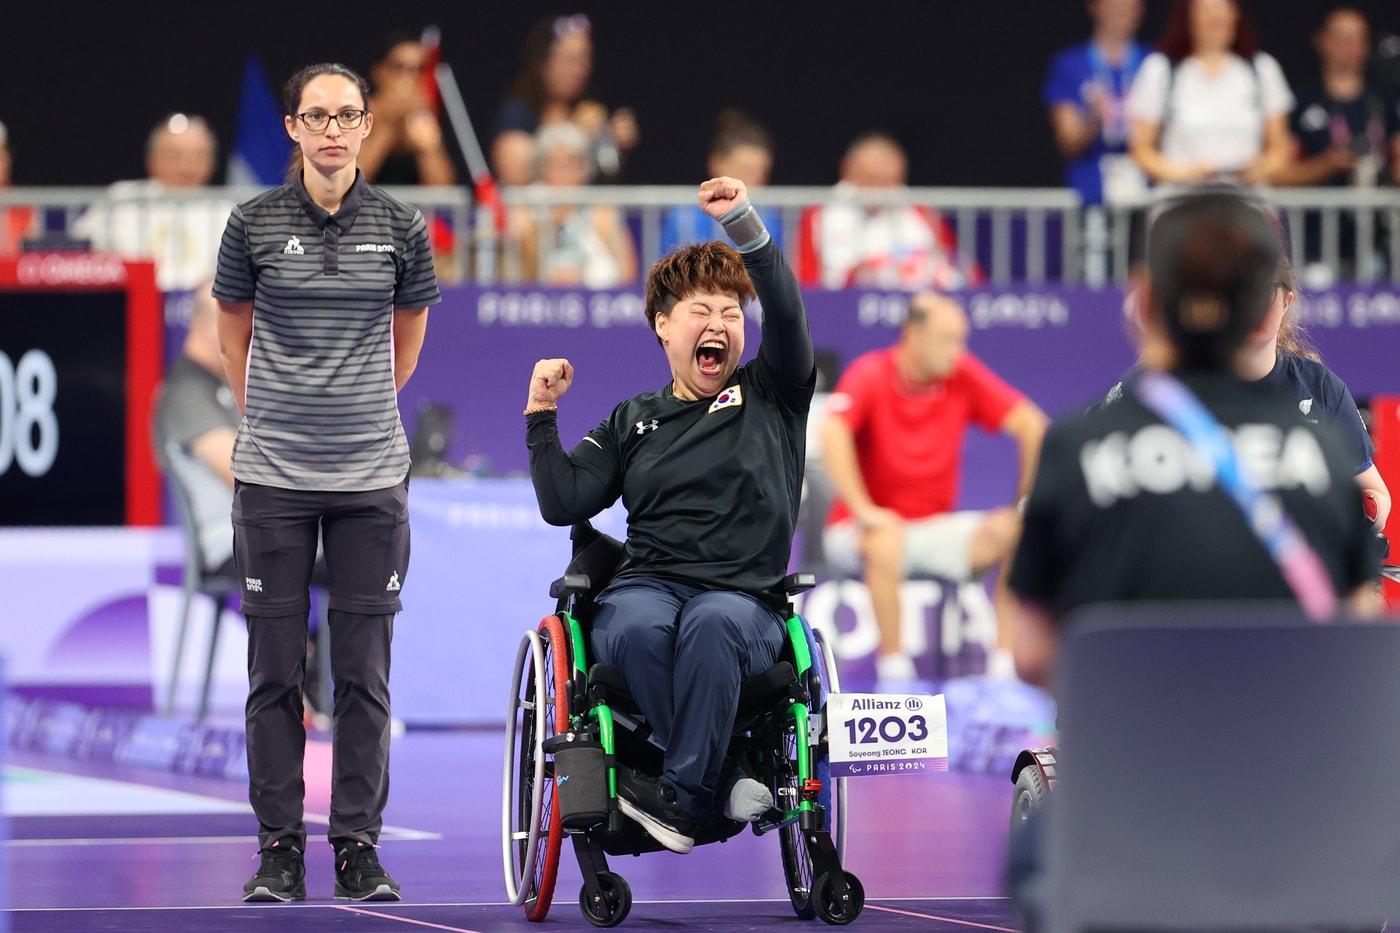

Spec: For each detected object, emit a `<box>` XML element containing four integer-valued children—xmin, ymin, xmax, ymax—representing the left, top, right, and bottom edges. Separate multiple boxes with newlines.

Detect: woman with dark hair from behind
<box><xmin>660</xmin><ymin>110</ymin><xmax>783</xmax><ymax>254</ymax></box>
<box><xmin>214</xmin><ymin>62</ymin><xmax>441</xmax><ymax>904</ymax></box>
<box><xmin>1009</xmin><ymin>191</ymin><xmax>1380</xmax><ymax>688</ymax></box>
<box><xmin>1127</xmin><ymin>0</ymin><xmax>1294</xmax><ymax>185</ymax></box>
<box><xmin>491</xmin><ymin>14</ymin><xmax>639</xmax><ymax>185</ymax></box>
<box><xmin>1100</xmin><ymin>202</ymin><xmax>1390</xmax><ymax>530</ymax></box>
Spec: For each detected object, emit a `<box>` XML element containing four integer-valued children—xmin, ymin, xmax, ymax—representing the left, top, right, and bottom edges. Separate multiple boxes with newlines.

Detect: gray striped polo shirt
<box><xmin>212</xmin><ymin>171</ymin><xmax>441</xmax><ymax>491</ymax></box>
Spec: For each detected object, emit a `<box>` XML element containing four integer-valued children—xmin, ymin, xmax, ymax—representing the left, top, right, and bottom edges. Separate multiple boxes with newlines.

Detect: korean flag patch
<box><xmin>708</xmin><ymin>385</ymin><xmax>743</xmax><ymax>414</ymax></box>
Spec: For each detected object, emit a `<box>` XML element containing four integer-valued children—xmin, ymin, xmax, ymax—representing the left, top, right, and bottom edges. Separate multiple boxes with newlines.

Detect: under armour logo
<box><xmin>283</xmin><ymin>235</ymin><xmax>305</xmax><ymax>255</ymax></box>
<box><xmin>636</xmin><ymin>419</ymin><xmax>659</xmax><ymax>435</ymax></box>
<box><xmin>386</xmin><ymin>571</ymin><xmax>401</xmax><ymax>592</ymax></box>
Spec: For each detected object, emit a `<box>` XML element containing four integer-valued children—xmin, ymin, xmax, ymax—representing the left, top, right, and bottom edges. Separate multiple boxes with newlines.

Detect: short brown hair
<box><xmin>645</xmin><ymin>242</ymin><xmax>757</xmax><ymax>340</ymax></box>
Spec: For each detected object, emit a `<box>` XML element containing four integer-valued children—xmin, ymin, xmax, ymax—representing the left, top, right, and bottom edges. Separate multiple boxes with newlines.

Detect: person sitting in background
<box><xmin>72</xmin><ymin>114</ymin><xmax>232</xmax><ymax>290</ymax></box>
<box><xmin>358</xmin><ymin>31</ymin><xmax>456</xmax><ymax>187</ymax></box>
<box><xmin>1127</xmin><ymin>0</ymin><xmax>1293</xmax><ymax>187</ymax></box>
<box><xmin>491</xmin><ymin>14</ymin><xmax>639</xmax><ymax>186</ymax></box>
<box><xmin>1043</xmin><ymin>0</ymin><xmax>1150</xmax><ymax>206</ymax></box>
<box><xmin>660</xmin><ymin>110</ymin><xmax>783</xmax><ymax>254</ymax></box>
<box><xmin>153</xmin><ymin>283</ymin><xmax>242</xmax><ymax>578</ymax></box>
<box><xmin>510</xmin><ymin>122</ymin><xmax>637</xmax><ymax>287</ymax></box>
<box><xmin>798</xmin><ymin>133</ymin><xmax>975</xmax><ymax>290</ymax></box>
<box><xmin>0</xmin><ymin>119</ymin><xmax>35</xmax><ymax>256</ymax></box>
<box><xmin>821</xmin><ymin>293</ymin><xmax>1048</xmax><ymax>689</ymax></box>
<box><xmin>1275</xmin><ymin>7</ymin><xmax>1399</xmax><ymax>282</ymax></box>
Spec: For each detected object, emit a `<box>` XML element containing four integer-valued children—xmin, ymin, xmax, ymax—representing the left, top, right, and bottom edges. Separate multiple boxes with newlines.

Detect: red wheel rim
<box><xmin>523</xmin><ymin>614</ymin><xmax>572</xmax><ymax>921</ymax></box>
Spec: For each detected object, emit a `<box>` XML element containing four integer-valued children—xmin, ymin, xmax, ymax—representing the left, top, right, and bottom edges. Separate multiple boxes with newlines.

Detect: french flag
<box><xmin>227</xmin><ymin>55</ymin><xmax>286</xmax><ymax>187</ymax></box>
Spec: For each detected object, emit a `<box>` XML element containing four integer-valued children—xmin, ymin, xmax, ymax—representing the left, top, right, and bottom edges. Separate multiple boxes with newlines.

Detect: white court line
<box><xmin>336</xmin><ymin>905</ymin><xmax>483</xmax><ymax>933</ymax></box>
<box><xmin>8</xmin><ymin>832</ymin><xmax>442</xmax><ymax>847</ymax></box>
<box><xmin>867</xmin><ymin>903</ymin><xmax>1020</xmax><ymax>932</ymax></box>
<box><xmin>8</xmin><ymin>895</ymin><xmax>1010</xmax><ymax>912</ymax></box>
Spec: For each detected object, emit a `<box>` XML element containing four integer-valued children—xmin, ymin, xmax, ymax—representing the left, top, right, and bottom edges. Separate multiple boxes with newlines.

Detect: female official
<box><xmin>213</xmin><ymin>62</ymin><xmax>440</xmax><ymax>902</ymax></box>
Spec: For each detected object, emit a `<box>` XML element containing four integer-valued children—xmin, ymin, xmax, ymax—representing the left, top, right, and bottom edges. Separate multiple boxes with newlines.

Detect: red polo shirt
<box><xmin>826</xmin><ymin>346</ymin><xmax>1022</xmax><ymax>524</ymax></box>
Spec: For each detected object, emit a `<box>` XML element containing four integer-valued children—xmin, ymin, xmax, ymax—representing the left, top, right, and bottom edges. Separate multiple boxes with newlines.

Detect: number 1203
<box><xmin>844</xmin><ymin>715</ymin><xmax>929</xmax><ymax>745</ymax></box>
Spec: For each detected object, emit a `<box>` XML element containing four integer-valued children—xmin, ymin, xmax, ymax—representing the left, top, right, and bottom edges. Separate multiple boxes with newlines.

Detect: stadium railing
<box><xmin>2</xmin><ymin>185</ymin><xmax>1397</xmax><ymax>286</ymax></box>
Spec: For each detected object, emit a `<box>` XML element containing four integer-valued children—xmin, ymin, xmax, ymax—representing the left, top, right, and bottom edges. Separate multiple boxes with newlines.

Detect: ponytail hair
<box><xmin>281</xmin><ymin>62</ymin><xmax>371</xmax><ymax>183</ymax></box>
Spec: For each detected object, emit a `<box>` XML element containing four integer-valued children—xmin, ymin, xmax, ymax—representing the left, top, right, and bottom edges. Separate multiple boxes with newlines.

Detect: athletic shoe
<box><xmin>242</xmin><ymin>838</ymin><xmax>306</xmax><ymax>902</ymax></box>
<box><xmin>333</xmin><ymin>842</ymin><xmax>401</xmax><ymax>901</ymax></box>
<box><xmin>615</xmin><ymin>768</ymin><xmax>697</xmax><ymax>854</ymax></box>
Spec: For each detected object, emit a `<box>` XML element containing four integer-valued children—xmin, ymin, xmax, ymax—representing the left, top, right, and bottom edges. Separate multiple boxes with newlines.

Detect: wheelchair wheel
<box><xmin>578</xmin><ymin>871</ymin><xmax>632</xmax><ymax>928</ymax></box>
<box><xmin>501</xmin><ymin>618</ymin><xmax>572</xmax><ymax>920</ymax></box>
<box><xmin>810</xmin><ymin>870</ymin><xmax>864</xmax><ymax>925</ymax></box>
<box><xmin>1011</xmin><ymin>759</ymin><xmax>1048</xmax><ymax>829</ymax></box>
<box><xmin>811</xmin><ymin>628</ymin><xmax>848</xmax><ymax>864</ymax></box>
<box><xmin>774</xmin><ymin>721</ymin><xmax>818</xmax><ymax>919</ymax></box>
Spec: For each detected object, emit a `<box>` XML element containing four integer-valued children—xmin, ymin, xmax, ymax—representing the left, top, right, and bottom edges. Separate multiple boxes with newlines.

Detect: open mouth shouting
<box><xmin>696</xmin><ymin>339</ymin><xmax>728</xmax><ymax>379</ymax></box>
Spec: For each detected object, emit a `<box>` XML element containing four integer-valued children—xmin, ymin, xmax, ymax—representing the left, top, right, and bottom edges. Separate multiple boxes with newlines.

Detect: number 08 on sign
<box><xmin>828</xmin><ymin>693</ymin><xmax>948</xmax><ymax>777</ymax></box>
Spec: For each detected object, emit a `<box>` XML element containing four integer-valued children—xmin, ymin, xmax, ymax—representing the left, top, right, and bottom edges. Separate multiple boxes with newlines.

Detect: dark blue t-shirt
<box><xmin>1289</xmin><ymin>83</ymin><xmax>1399</xmax><ymax>187</ymax></box>
<box><xmin>1100</xmin><ymin>350</ymin><xmax>1375</xmax><ymax>474</ymax></box>
<box><xmin>1042</xmin><ymin>40</ymin><xmax>1148</xmax><ymax>204</ymax></box>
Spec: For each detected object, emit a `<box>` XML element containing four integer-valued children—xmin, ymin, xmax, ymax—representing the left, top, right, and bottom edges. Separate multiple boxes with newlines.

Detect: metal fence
<box><xmin>2</xmin><ymin>184</ymin><xmax>1398</xmax><ymax>288</ymax></box>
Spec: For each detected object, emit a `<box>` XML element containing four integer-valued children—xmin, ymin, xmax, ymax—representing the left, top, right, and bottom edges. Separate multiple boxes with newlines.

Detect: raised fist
<box><xmin>699</xmin><ymin>176</ymin><xmax>749</xmax><ymax>220</ymax></box>
<box><xmin>527</xmin><ymin>358</ymin><xmax>575</xmax><ymax>409</ymax></box>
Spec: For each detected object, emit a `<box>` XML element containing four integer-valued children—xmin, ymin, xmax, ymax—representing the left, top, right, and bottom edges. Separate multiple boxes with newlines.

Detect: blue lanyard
<box><xmin>1132</xmin><ymin>371</ymin><xmax>1339</xmax><ymax>621</ymax></box>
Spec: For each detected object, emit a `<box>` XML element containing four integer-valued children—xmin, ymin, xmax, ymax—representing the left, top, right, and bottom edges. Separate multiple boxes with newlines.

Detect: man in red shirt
<box><xmin>821</xmin><ymin>293</ymin><xmax>1048</xmax><ymax>687</ymax></box>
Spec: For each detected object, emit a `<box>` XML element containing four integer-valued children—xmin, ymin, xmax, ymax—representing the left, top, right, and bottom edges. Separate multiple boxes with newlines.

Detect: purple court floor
<box><xmin>7</xmin><ymin>731</ymin><xmax>1019</xmax><ymax>932</ymax></box>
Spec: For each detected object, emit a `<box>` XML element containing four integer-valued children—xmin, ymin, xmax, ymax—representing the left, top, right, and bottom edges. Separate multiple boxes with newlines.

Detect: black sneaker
<box><xmin>615</xmin><ymin>769</ymin><xmax>697</xmax><ymax>854</ymax></box>
<box><xmin>242</xmin><ymin>838</ymin><xmax>306</xmax><ymax>902</ymax></box>
<box><xmin>334</xmin><ymin>842</ymin><xmax>401</xmax><ymax>901</ymax></box>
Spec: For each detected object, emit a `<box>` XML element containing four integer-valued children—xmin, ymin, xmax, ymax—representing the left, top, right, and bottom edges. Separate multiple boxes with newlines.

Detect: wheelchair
<box><xmin>501</xmin><ymin>522</ymin><xmax>863</xmax><ymax>927</ymax></box>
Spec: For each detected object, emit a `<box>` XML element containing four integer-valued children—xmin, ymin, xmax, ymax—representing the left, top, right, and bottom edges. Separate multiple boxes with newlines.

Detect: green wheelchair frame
<box><xmin>502</xmin><ymin>522</ymin><xmax>862</xmax><ymax>927</ymax></box>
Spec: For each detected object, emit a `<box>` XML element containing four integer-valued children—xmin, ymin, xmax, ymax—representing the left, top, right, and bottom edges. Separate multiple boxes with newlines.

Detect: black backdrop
<box><xmin>4</xmin><ymin>0</ymin><xmax>1398</xmax><ymax>188</ymax></box>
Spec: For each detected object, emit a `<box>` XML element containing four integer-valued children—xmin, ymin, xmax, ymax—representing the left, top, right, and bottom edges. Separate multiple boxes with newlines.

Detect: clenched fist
<box><xmin>699</xmin><ymin>176</ymin><xmax>749</xmax><ymax>220</ymax></box>
<box><xmin>526</xmin><ymin>358</ymin><xmax>575</xmax><ymax>412</ymax></box>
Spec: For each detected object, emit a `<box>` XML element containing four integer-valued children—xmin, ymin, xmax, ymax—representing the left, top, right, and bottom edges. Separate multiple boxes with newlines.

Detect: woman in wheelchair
<box><xmin>523</xmin><ymin>176</ymin><xmax>814</xmax><ymax>856</ymax></box>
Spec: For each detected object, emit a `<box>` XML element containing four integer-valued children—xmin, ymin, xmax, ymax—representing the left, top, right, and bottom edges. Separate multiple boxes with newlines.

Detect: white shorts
<box><xmin>823</xmin><ymin>511</ymin><xmax>986</xmax><ymax>583</ymax></box>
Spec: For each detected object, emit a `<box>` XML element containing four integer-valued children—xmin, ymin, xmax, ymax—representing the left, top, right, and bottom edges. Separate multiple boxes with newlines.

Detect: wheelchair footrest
<box><xmin>751</xmin><ymin>806</ymin><xmax>801</xmax><ymax>837</ymax></box>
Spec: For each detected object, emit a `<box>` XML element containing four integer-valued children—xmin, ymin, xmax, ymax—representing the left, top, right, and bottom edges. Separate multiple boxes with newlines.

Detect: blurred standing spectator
<box><xmin>509</xmin><ymin>122</ymin><xmax>637</xmax><ymax>286</ymax></box>
<box><xmin>660</xmin><ymin>110</ymin><xmax>783</xmax><ymax>254</ymax></box>
<box><xmin>0</xmin><ymin>120</ymin><xmax>36</xmax><ymax>256</ymax></box>
<box><xmin>1043</xmin><ymin>0</ymin><xmax>1150</xmax><ymax>205</ymax></box>
<box><xmin>1127</xmin><ymin>0</ymin><xmax>1294</xmax><ymax>186</ymax></box>
<box><xmin>1280</xmin><ymin>8</ymin><xmax>1398</xmax><ymax>188</ymax></box>
<box><xmin>491</xmin><ymin>14</ymin><xmax>639</xmax><ymax>186</ymax></box>
<box><xmin>1275</xmin><ymin>7</ymin><xmax>1399</xmax><ymax>281</ymax></box>
<box><xmin>358</xmin><ymin>32</ymin><xmax>456</xmax><ymax>186</ymax></box>
<box><xmin>798</xmin><ymin>133</ymin><xmax>975</xmax><ymax>290</ymax></box>
<box><xmin>73</xmin><ymin>114</ymin><xmax>232</xmax><ymax>290</ymax></box>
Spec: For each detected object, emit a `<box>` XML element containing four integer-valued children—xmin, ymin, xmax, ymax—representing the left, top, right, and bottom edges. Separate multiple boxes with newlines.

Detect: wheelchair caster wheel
<box><xmin>579</xmin><ymin>871</ymin><xmax>632</xmax><ymax>927</ymax></box>
<box><xmin>811</xmin><ymin>870</ymin><xmax>864</xmax><ymax>925</ymax></box>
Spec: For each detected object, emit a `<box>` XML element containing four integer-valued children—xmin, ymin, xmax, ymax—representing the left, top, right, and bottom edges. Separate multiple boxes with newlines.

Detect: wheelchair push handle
<box><xmin>778</xmin><ymin>572</ymin><xmax>817</xmax><ymax>597</ymax></box>
<box><xmin>550</xmin><ymin>573</ymin><xmax>593</xmax><ymax>599</ymax></box>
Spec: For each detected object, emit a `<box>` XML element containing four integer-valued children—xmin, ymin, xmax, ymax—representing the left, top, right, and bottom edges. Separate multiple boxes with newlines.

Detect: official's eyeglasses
<box><xmin>293</xmin><ymin>109</ymin><xmax>368</xmax><ymax>133</ymax></box>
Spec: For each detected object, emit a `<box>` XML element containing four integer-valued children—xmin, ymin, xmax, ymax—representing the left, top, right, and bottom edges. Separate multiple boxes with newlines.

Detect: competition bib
<box><xmin>827</xmin><ymin>693</ymin><xmax>948</xmax><ymax>777</ymax></box>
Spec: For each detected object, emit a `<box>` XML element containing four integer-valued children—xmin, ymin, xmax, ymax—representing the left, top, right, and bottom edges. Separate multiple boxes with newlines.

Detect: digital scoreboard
<box><xmin>0</xmin><ymin>254</ymin><xmax>161</xmax><ymax>525</ymax></box>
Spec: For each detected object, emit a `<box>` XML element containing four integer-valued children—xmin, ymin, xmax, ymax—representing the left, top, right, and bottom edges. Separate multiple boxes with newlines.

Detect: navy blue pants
<box><xmin>590</xmin><ymin>577</ymin><xmax>786</xmax><ymax>817</ymax></box>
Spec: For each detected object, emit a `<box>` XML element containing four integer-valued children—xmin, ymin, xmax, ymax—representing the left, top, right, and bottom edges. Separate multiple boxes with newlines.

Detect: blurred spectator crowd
<box><xmin>1</xmin><ymin>2</ymin><xmax>1399</xmax><ymax>288</ymax></box>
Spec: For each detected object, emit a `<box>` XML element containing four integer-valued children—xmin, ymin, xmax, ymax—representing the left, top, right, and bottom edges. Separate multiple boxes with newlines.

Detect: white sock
<box><xmin>876</xmin><ymin>653</ymin><xmax>917</xmax><ymax>682</ymax></box>
<box><xmin>723</xmin><ymin>777</ymin><xmax>774</xmax><ymax>823</ymax></box>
